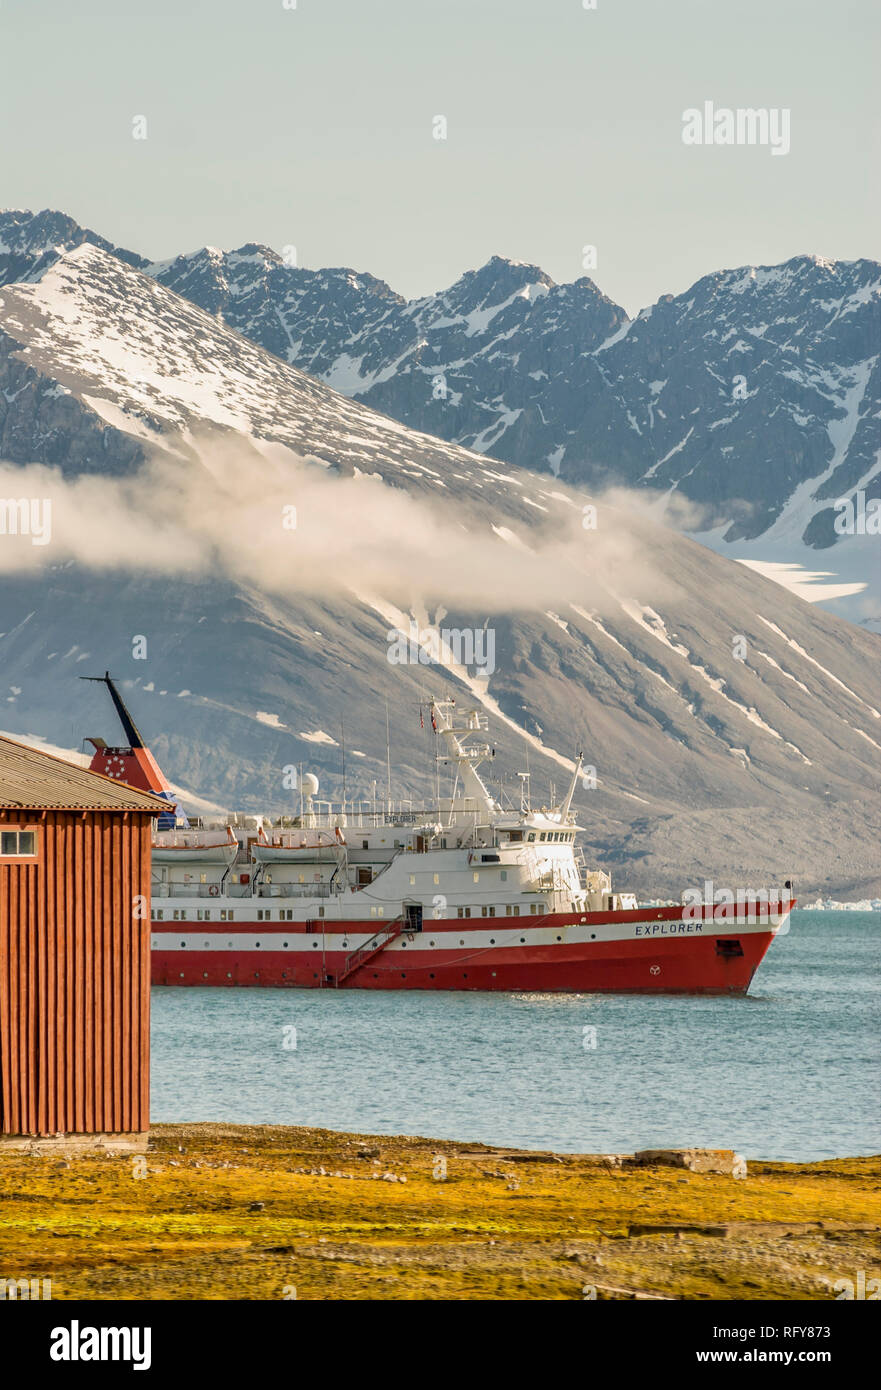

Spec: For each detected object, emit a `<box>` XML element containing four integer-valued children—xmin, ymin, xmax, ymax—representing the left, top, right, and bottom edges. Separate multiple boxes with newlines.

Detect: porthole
<box><xmin>460</xmin><ymin>939</ymin><xmax>465</xmax><ymax>946</ymax></box>
<box><xmin>180</xmin><ymin>941</ymin><xmax>186</xmax><ymax>948</ymax></box>
<box><xmin>179</xmin><ymin>973</ymin><xmax>184</xmax><ymax>979</ymax></box>
<box><xmin>520</xmin><ymin>937</ymin><xmax>526</xmax><ymax>944</ymax></box>
<box><xmin>204</xmin><ymin>941</ymin><xmax>210</xmax><ymax>948</ymax></box>
<box><xmin>312</xmin><ymin>941</ymin><xmax>318</xmax><ymax>948</ymax></box>
<box><xmin>556</xmin><ymin>936</ymin><xmax>562</xmax><ymax>942</ymax></box>
<box><xmin>254</xmin><ymin>972</ymin><xmax>260</xmax><ymax>978</ymax></box>
<box><xmin>429</xmin><ymin>973</ymin><xmax>435</xmax><ymax>979</ymax></box>
<box><xmin>283</xmin><ymin>942</ymin><xmax>289</xmax><ymax>948</ymax></box>
<box><xmin>490</xmin><ymin>938</ymin><xmax>495</xmax><ymax>944</ymax></box>
<box><xmin>429</xmin><ymin>940</ymin><xmax>435</xmax><ymax>947</ymax></box>
<box><xmin>226</xmin><ymin>972</ymin><xmax>232</xmax><ymax>979</ymax></box>
<box><xmin>203</xmin><ymin>972</ymin><xmax>208</xmax><ymax>979</ymax></box>
<box><xmin>342</xmin><ymin>941</ymin><xmax>348</xmax><ymax>948</ymax></box>
<box><xmin>401</xmin><ymin>941</ymin><xmax>406</xmax><ymax>948</ymax></box>
<box><xmin>591</xmin><ymin>934</ymin><xmax>596</xmax><ymax>940</ymax></box>
<box><xmin>282</xmin><ymin>971</ymin><xmax>287</xmax><ymax>979</ymax></box>
<box><xmin>255</xmin><ymin>942</ymin><xmax>261</xmax><ymax>948</ymax></box>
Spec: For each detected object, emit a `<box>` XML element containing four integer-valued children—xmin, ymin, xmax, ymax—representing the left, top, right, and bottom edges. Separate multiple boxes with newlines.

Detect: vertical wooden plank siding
<box><xmin>0</xmin><ymin>808</ymin><xmax>152</xmax><ymax>1135</ymax></box>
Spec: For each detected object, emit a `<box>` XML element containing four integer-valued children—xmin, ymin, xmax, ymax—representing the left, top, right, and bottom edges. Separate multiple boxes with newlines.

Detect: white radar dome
<box><xmin>301</xmin><ymin>773</ymin><xmax>320</xmax><ymax>797</ymax></box>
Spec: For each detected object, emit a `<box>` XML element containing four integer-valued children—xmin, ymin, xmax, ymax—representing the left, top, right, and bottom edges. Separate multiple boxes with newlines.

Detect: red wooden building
<box><xmin>0</xmin><ymin>735</ymin><xmax>167</xmax><ymax>1143</ymax></box>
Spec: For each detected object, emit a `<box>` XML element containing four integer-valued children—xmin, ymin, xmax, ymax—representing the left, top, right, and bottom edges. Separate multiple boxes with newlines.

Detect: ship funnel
<box><xmin>80</xmin><ymin>672</ymin><xmax>187</xmax><ymax>829</ymax></box>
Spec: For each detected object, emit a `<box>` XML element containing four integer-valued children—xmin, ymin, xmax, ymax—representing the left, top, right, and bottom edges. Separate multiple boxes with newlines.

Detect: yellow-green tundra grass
<box><xmin>1</xmin><ymin>1125</ymin><xmax>878</xmax><ymax>1300</ymax></box>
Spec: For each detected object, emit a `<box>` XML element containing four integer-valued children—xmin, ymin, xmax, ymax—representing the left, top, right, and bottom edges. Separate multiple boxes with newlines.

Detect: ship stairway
<box><xmin>329</xmin><ymin>915</ymin><xmax>406</xmax><ymax>987</ymax></box>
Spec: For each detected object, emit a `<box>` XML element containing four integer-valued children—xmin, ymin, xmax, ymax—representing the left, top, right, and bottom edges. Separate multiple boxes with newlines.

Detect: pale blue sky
<box><xmin>1</xmin><ymin>0</ymin><xmax>878</xmax><ymax>312</ymax></box>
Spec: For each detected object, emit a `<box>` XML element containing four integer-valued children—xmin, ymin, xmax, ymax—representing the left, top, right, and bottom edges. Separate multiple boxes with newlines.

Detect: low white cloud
<box><xmin>0</xmin><ymin>433</ymin><xmax>673</xmax><ymax>616</ymax></box>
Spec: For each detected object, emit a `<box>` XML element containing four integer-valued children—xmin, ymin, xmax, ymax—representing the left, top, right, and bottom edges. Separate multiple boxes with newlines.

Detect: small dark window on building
<box><xmin>1</xmin><ymin>829</ymin><xmax>36</xmax><ymax>856</ymax></box>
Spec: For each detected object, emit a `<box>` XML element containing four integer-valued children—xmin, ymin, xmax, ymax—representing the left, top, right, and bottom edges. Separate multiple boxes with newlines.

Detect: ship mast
<box><xmin>430</xmin><ymin>699</ymin><xmax>499</xmax><ymax>817</ymax></box>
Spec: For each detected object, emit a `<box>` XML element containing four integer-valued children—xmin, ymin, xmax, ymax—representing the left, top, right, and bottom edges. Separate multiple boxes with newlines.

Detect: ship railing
<box><xmin>151</xmin><ymin>881</ymin><xmax>339</xmax><ymax>900</ymax></box>
<box><xmin>152</xmin><ymin>882</ymin><xmax>254</xmax><ymax>899</ymax></box>
<box><xmin>299</xmin><ymin>806</ymin><xmax>486</xmax><ymax>830</ymax></box>
<box><xmin>307</xmin><ymin>808</ymin><xmax>442</xmax><ymax>829</ymax></box>
<box><xmin>256</xmin><ymin>883</ymin><xmax>338</xmax><ymax>899</ymax></box>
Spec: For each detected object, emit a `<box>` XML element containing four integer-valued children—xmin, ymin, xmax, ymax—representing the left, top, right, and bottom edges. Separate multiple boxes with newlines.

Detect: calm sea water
<box><xmin>151</xmin><ymin>911</ymin><xmax>880</xmax><ymax>1161</ymax></box>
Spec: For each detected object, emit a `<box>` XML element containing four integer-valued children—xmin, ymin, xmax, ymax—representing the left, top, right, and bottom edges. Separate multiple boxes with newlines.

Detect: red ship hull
<box><xmin>150</xmin><ymin>903</ymin><xmax>790</xmax><ymax>993</ymax></box>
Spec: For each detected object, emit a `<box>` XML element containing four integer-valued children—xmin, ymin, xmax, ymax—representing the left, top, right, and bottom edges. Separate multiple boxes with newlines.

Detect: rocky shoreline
<box><xmin>1</xmin><ymin>1124</ymin><xmax>878</xmax><ymax>1300</ymax></box>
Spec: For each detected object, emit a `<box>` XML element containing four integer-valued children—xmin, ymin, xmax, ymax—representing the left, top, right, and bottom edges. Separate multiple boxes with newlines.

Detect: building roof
<box><xmin>0</xmin><ymin>735</ymin><xmax>171</xmax><ymax>813</ymax></box>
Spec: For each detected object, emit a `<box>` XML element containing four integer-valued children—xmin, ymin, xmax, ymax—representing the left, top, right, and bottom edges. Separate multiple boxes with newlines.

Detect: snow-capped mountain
<box><xmin>2</xmin><ymin>209</ymin><xmax>878</xmax><ymax>625</ymax></box>
<box><xmin>1</xmin><ymin>240</ymin><xmax>879</xmax><ymax>897</ymax></box>
<box><xmin>0</xmin><ymin>208</ymin><xmax>145</xmax><ymax>285</ymax></box>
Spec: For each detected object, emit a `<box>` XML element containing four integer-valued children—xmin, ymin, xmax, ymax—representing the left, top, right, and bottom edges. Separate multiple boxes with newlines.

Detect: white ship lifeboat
<box><xmin>253</xmin><ymin>826</ymin><xmax>345</xmax><ymax>863</ymax></box>
<box><xmin>151</xmin><ymin>825</ymin><xmax>239</xmax><ymax>865</ymax></box>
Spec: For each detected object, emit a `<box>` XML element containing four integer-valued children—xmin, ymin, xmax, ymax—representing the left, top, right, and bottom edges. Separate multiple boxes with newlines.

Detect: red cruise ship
<box><xmin>83</xmin><ymin>676</ymin><xmax>794</xmax><ymax>993</ymax></box>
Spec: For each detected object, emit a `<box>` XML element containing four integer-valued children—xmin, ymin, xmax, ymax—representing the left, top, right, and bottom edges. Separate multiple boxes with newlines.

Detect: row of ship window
<box><xmin>158</xmin><ymin>928</ymin><xmax>570</xmax><ymax>950</ymax></box>
<box><xmin>154</xmin><ymin>903</ymin><xmax>545</xmax><ymax>922</ymax></box>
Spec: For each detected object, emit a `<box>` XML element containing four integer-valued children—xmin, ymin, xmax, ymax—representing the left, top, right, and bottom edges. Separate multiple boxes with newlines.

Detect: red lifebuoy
<box><xmin>208</xmin><ymin>885</ymin><xmax>220</xmax><ymax>897</ymax></box>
